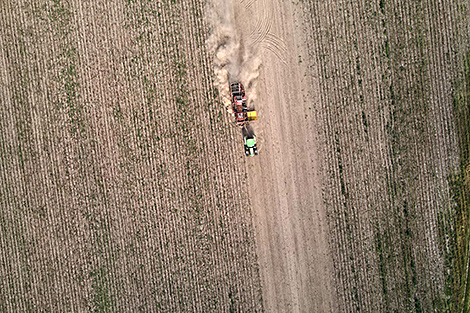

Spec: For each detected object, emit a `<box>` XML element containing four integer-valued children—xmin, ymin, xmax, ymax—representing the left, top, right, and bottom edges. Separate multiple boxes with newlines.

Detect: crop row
<box><xmin>0</xmin><ymin>0</ymin><xmax>262</xmax><ymax>312</ymax></box>
<box><xmin>300</xmin><ymin>0</ymin><xmax>467</xmax><ymax>311</ymax></box>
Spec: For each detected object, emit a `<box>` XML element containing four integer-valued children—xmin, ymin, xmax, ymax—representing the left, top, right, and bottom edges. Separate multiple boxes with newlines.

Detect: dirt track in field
<box><xmin>222</xmin><ymin>0</ymin><xmax>337</xmax><ymax>312</ymax></box>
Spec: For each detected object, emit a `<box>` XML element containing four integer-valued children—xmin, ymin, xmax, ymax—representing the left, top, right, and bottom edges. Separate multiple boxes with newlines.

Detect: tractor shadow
<box><xmin>242</xmin><ymin>124</ymin><xmax>255</xmax><ymax>138</ymax></box>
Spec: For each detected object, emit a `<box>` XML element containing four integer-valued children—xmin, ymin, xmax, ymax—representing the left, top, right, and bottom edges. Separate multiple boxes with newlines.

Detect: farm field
<box><xmin>0</xmin><ymin>0</ymin><xmax>263</xmax><ymax>311</ymax></box>
<box><xmin>300</xmin><ymin>0</ymin><xmax>470</xmax><ymax>311</ymax></box>
<box><xmin>1</xmin><ymin>0</ymin><xmax>469</xmax><ymax>313</ymax></box>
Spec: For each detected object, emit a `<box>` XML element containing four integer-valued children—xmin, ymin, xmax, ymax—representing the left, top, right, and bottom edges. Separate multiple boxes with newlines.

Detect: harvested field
<box><xmin>298</xmin><ymin>0</ymin><xmax>470</xmax><ymax>311</ymax></box>
<box><xmin>0</xmin><ymin>1</ymin><xmax>263</xmax><ymax>311</ymax></box>
<box><xmin>1</xmin><ymin>0</ymin><xmax>469</xmax><ymax>312</ymax></box>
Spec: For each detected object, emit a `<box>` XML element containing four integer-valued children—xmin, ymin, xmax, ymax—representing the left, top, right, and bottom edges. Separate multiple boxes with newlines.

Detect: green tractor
<box><xmin>244</xmin><ymin>135</ymin><xmax>258</xmax><ymax>157</ymax></box>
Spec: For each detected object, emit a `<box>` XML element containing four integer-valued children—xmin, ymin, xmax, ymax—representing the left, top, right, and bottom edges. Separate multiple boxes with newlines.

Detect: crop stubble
<box><xmin>0</xmin><ymin>0</ymin><xmax>263</xmax><ymax>311</ymax></box>
<box><xmin>300</xmin><ymin>0</ymin><xmax>469</xmax><ymax>311</ymax></box>
<box><xmin>2</xmin><ymin>0</ymin><xmax>469</xmax><ymax>312</ymax></box>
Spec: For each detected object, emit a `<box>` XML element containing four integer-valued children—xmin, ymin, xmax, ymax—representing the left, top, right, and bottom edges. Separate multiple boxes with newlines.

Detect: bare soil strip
<box><xmin>222</xmin><ymin>0</ymin><xmax>337</xmax><ymax>312</ymax></box>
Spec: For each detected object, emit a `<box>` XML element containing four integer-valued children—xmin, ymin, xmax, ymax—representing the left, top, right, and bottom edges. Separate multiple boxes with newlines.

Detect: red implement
<box><xmin>230</xmin><ymin>82</ymin><xmax>248</xmax><ymax>126</ymax></box>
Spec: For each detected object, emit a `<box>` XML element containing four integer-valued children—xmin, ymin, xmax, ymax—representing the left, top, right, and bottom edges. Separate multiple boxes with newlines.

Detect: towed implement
<box><xmin>230</xmin><ymin>82</ymin><xmax>257</xmax><ymax>126</ymax></box>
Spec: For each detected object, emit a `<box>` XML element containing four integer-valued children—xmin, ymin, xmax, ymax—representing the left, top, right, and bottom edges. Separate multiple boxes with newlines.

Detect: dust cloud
<box><xmin>205</xmin><ymin>0</ymin><xmax>261</xmax><ymax>110</ymax></box>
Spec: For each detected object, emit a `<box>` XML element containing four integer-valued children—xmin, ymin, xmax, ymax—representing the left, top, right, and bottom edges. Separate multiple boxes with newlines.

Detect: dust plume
<box><xmin>205</xmin><ymin>0</ymin><xmax>261</xmax><ymax>111</ymax></box>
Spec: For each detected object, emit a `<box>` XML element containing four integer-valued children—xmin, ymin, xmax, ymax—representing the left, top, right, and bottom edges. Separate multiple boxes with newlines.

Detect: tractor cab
<box><xmin>244</xmin><ymin>135</ymin><xmax>258</xmax><ymax>157</ymax></box>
